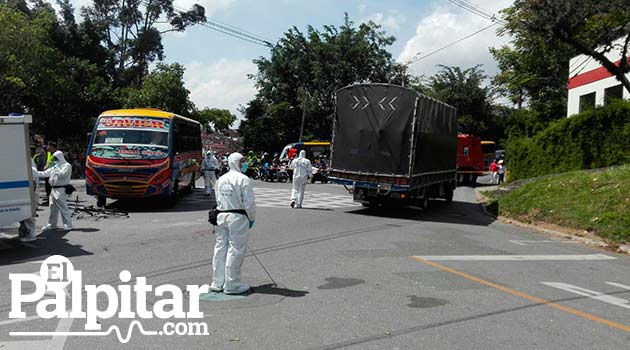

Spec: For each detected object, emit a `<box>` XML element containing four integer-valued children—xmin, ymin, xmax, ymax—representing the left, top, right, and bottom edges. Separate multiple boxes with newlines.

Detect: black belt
<box><xmin>52</xmin><ymin>185</ymin><xmax>70</xmax><ymax>188</ymax></box>
<box><xmin>218</xmin><ymin>209</ymin><xmax>248</xmax><ymax>217</ymax></box>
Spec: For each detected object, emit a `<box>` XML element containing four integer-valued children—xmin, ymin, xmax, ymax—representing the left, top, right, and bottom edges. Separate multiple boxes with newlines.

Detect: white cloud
<box><xmin>361</xmin><ymin>11</ymin><xmax>406</xmax><ymax>33</ymax></box>
<box><xmin>398</xmin><ymin>0</ymin><xmax>513</xmax><ymax>78</ymax></box>
<box><xmin>174</xmin><ymin>0</ymin><xmax>236</xmax><ymax>16</ymax></box>
<box><xmin>57</xmin><ymin>0</ymin><xmax>236</xmax><ymax>20</ymax></box>
<box><xmin>183</xmin><ymin>58</ymin><xmax>258</xmax><ymax>121</ymax></box>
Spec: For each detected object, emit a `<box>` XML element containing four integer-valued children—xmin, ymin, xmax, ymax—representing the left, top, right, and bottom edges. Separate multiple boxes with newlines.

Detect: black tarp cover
<box><xmin>332</xmin><ymin>84</ymin><xmax>457</xmax><ymax>176</ymax></box>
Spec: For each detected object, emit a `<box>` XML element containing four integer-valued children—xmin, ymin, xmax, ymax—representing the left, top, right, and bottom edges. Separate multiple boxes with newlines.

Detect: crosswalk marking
<box><xmin>416</xmin><ymin>254</ymin><xmax>616</xmax><ymax>261</ymax></box>
<box><xmin>253</xmin><ymin>187</ymin><xmax>358</xmax><ymax>209</ymax></box>
<box><xmin>542</xmin><ymin>282</ymin><xmax>630</xmax><ymax>309</ymax></box>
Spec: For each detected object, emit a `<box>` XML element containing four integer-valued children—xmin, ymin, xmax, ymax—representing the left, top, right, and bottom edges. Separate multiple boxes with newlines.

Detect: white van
<box><xmin>0</xmin><ymin>115</ymin><xmax>37</xmax><ymax>230</ymax></box>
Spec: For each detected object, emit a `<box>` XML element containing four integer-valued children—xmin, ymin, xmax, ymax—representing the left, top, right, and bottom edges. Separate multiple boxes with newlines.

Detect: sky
<box><xmin>60</xmin><ymin>0</ymin><xmax>515</xmax><ymax>119</ymax></box>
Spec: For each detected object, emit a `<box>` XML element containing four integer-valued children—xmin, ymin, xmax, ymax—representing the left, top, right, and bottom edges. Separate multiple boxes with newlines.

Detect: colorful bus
<box><xmin>481</xmin><ymin>140</ymin><xmax>496</xmax><ymax>170</ymax></box>
<box><xmin>85</xmin><ymin>109</ymin><xmax>202</xmax><ymax>206</ymax></box>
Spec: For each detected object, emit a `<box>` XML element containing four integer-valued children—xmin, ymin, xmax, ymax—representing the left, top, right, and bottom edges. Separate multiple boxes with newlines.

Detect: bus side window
<box><xmin>173</xmin><ymin>122</ymin><xmax>181</xmax><ymax>153</ymax></box>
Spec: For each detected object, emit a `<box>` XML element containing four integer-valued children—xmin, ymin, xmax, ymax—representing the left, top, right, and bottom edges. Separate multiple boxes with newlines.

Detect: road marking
<box><xmin>416</xmin><ymin>254</ymin><xmax>615</xmax><ymax>261</ymax></box>
<box><xmin>253</xmin><ymin>188</ymin><xmax>358</xmax><ymax>209</ymax></box>
<box><xmin>0</xmin><ymin>315</ymin><xmax>41</xmax><ymax>326</ymax></box>
<box><xmin>606</xmin><ymin>282</ymin><xmax>630</xmax><ymax>291</ymax></box>
<box><xmin>48</xmin><ymin>318</ymin><xmax>74</xmax><ymax>350</ymax></box>
<box><xmin>508</xmin><ymin>240</ymin><xmax>577</xmax><ymax>246</ymax></box>
<box><xmin>542</xmin><ymin>282</ymin><xmax>630</xmax><ymax>309</ymax></box>
<box><xmin>410</xmin><ymin>256</ymin><xmax>630</xmax><ymax>332</ymax></box>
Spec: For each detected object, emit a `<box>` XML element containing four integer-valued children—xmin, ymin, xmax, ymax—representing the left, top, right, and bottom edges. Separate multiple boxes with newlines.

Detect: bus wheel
<box><xmin>186</xmin><ymin>173</ymin><xmax>195</xmax><ymax>194</ymax></box>
<box><xmin>97</xmin><ymin>195</ymin><xmax>106</xmax><ymax>208</ymax></box>
<box><xmin>168</xmin><ymin>181</ymin><xmax>179</xmax><ymax>207</ymax></box>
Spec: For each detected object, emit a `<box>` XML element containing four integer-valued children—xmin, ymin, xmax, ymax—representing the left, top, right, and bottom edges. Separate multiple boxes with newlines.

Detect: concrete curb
<box><xmin>474</xmin><ymin>188</ymin><xmax>629</xmax><ymax>256</ymax></box>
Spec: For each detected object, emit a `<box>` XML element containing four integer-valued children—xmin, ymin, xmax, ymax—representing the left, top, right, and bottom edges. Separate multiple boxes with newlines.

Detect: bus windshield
<box><xmin>90</xmin><ymin>116</ymin><xmax>170</xmax><ymax>160</ymax></box>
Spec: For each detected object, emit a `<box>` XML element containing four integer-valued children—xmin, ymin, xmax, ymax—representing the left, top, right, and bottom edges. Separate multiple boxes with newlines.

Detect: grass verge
<box><xmin>484</xmin><ymin>166</ymin><xmax>630</xmax><ymax>243</ymax></box>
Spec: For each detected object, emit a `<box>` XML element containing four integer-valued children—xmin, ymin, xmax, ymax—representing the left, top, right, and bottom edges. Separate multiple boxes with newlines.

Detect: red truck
<box><xmin>457</xmin><ymin>133</ymin><xmax>484</xmax><ymax>185</ymax></box>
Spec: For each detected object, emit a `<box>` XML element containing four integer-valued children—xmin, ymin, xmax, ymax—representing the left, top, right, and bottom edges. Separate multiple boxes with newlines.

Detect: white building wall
<box><xmin>567</xmin><ymin>37</ymin><xmax>630</xmax><ymax>117</ymax></box>
<box><xmin>567</xmin><ymin>75</ymin><xmax>630</xmax><ymax>116</ymax></box>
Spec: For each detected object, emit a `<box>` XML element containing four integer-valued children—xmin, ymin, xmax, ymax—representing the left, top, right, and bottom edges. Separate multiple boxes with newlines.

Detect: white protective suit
<box><xmin>37</xmin><ymin>151</ymin><xmax>73</xmax><ymax>230</ymax></box>
<box><xmin>211</xmin><ymin>153</ymin><xmax>257</xmax><ymax>294</ymax></box>
<box><xmin>289</xmin><ymin>150</ymin><xmax>312</xmax><ymax>208</ymax></box>
<box><xmin>201</xmin><ymin>151</ymin><xmax>219</xmax><ymax>195</ymax></box>
<box><xmin>18</xmin><ymin>160</ymin><xmax>39</xmax><ymax>241</ymax></box>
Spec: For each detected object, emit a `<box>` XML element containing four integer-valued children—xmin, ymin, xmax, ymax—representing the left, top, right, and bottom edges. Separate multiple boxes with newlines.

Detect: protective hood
<box><xmin>299</xmin><ymin>150</ymin><xmax>306</xmax><ymax>159</ymax></box>
<box><xmin>53</xmin><ymin>150</ymin><xmax>68</xmax><ymax>165</ymax></box>
<box><xmin>228</xmin><ymin>152</ymin><xmax>244</xmax><ymax>173</ymax></box>
<box><xmin>206</xmin><ymin>151</ymin><xmax>213</xmax><ymax>157</ymax></box>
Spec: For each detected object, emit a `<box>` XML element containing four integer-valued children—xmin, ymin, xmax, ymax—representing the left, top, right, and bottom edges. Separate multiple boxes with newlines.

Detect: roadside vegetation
<box><xmin>487</xmin><ymin>166</ymin><xmax>630</xmax><ymax>243</ymax></box>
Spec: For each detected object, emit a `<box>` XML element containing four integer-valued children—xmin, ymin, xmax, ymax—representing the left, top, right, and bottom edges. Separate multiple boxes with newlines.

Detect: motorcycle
<box><xmin>245</xmin><ymin>166</ymin><xmax>260</xmax><ymax>179</ymax></box>
<box><xmin>277</xmin><ymin>165</ymin><xmax>289</xmax><ymax>183</ymax></box>
<box><xmin>260</xmin><ymin>163</ymin><xmax>278</xmax><ymax>182</ymax></box>
<box><xmin>311</xmin><ymin>165</ymin><xmax>328</xmax><ymax>183</ymax></box>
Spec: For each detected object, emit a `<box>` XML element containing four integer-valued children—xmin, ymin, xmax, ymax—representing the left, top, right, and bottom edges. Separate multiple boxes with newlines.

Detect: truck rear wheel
<box><xmin>445</xmin><ymin>184</ymin><xmax>454</xmax><ymax>203</ymax></box>
<box><xmin>421</xmin><ymin>196</ymin><xmax>430</xmax><ymax>210</ymax></box>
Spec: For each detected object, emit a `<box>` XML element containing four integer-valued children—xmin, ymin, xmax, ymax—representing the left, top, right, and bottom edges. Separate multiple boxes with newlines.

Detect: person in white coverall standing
<box><xmin>210</xmin><ymin>152</ymin><xmax>257</xmax><ymax>294</ymax></box>
<box><xmin>37</xmin><ymin>150</ymin><xmax>73</xmax><ymax>231</ymax></box>
<box><xmin>201</xmin><ymin>151</ymin><xmax>219</xmax><ymax>196</ymax></box>
<box><xmin>289</xmin><ymin>150</ymin><xmax>312</xmax><ymax>209</ymax></box>
<box><xmin>18</xmin><ymin>160</ymin><xmax>40</xmax><ymax>242</ymax></box>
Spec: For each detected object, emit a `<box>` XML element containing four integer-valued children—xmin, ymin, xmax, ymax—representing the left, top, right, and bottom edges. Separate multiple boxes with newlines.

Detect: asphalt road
<box><xmin>0</xmin><ymin>175</ymin><xmax>628</xmax><ymax>349</ymax></box>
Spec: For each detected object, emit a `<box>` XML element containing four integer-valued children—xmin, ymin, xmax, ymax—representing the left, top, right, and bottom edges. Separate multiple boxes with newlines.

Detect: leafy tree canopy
<box><xmin>500</xmin><ymin>0</ymin><xmax>630</xmax><ymax>94</ymax></box>
<box><xmin>193</xmin><ymin>108</ymin><xmax>237</xmax><ymax>133</ymax></box>
<box><xmin>239</xmin><ymin>15</ymin><xmax>409</xmax><ymax>152</ymax></box>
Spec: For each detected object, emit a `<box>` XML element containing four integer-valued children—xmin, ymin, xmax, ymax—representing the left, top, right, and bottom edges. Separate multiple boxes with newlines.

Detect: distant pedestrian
<box><xmin>42</xmin><ymin>141</ymin><xmax>58</xmax><ymax>206</ymax></box>
<box><xmin>489</xmin><ymin>159</ymin><xmax>498</xmax><ymax>184</ymax></box>
<box><xmin>289</xmin><ymin>150</ymin><xmax>313</xmax><ymax>208</ymax></box>
<box><xmin>201</xmin><ymin>150</ymin><xmax>219</xmax><ymax>196</ymax></box>
<box><xmin>497</xmin><ymin>160</ymin><xmax>506</xmax><ymax>184</ymax></box>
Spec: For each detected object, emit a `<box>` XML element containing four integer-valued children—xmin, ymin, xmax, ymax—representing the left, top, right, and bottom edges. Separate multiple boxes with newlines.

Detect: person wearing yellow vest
<box><xmin>42</xmin><ymin>142</ymin><xmax>57</xmax><ymax>206</ymax></box>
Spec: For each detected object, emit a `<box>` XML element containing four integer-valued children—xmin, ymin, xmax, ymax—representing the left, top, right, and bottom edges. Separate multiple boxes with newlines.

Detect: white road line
<box><xmin>417</xmin><ymin>254</ymin><xmax>616</xmax><ymax>261</ymax></box>
<box><xmin>542</xmin><ymin>282</ymin><xmax>630</xmax><ymax>309</ymax></box>
<box><xmin>48</xmin><ymin>318</ymin><xmax>74</xmax><ymax>350</ymax></box>
<box><xmin>508</xmin><ymin>240</ymin><xmax>577</xmax><ymax>246</ymax></box>
<box><xmin>606</xmin><ymin>282</ymin><xmax>630</xmax><ymax>291</ymax></box>
<box><xmin>0</xmin><ymin>315</ymin><xmax>41</xmax><ymax>326</ymax></box>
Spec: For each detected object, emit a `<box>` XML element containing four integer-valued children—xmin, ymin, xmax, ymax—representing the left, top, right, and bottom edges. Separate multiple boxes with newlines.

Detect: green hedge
<box><xmin>506</xmin><ymin>99</ymin><xmax>630</xmax><ymax>180</ymax></box>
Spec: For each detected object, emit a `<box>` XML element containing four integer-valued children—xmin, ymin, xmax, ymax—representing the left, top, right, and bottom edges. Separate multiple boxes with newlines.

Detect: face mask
<box><xmin>241</xmin><ymin>162</ymin><xmax>249</xmax><ymax>173</ymax></box>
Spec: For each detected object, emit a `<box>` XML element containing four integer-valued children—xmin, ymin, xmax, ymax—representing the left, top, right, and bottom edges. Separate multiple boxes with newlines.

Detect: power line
<box><xmin>142</xmin><ymin>0</ymin><xmax>274</xmax><ymax>47</ymax></box>
<box><xmin>446</xmin><ymin>0</ymin><xmax>506</xmax><ymax>24</ymax></box>
<box><xmin>407</xmin><ymin>22</ymin><xmax>498</xmax><ymax>64</ymax></box>
<box><xmin>569</xmin><ymin>56</ymin><xmax>592</xmax><ymax>77</ymax></box>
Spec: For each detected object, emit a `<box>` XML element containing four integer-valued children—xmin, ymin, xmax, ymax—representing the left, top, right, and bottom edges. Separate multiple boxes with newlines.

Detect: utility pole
<box><xmin>299</xmin><ymin>88</ymin><xmax>309</xmax><ymax>142</ymax></box>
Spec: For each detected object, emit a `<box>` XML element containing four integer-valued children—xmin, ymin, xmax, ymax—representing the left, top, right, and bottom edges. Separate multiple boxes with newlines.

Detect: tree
<box><xmin>121</xmin><ymin>63</ymin><xmax>193</xmax><ymax>116</ymax></box>
<box><xmin>424</xmin><ymin>65</ymin><xmax>501</xmax><ymax>139</ymax></box>
<box><xmin>240</xmin><ymin>15</ymin><xmax>408</xmax><ymax>151</ymax></box>
<box><xmin>193</xmin><ymin>108</ymin><xmax>237</xmax><ymax>133</ymax></box>
<box><xmin>0</xmin><ymin>3</ymin><xmax>114</xmax><ymax>140</ymax></box>
<box><xmin>82</xmin><ymin>0</ymin><xmax>206</xmax><ymax>87</ymax></box>
<box><xmin>502</xmin><ymin>0</ymin><xmax>630</xmax><ymax>94</ymax></box>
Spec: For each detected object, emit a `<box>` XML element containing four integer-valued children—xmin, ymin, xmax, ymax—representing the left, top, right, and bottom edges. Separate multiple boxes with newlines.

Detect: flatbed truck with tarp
<box><xmin>328</xmin><ymin>84</ymin><xmax>458</xmax><ymax>209</ymax></box>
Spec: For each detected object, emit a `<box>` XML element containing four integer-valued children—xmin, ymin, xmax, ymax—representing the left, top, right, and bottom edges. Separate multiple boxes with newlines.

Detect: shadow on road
<box><xmin>346</xmin><ymin>199</ymin><xmax>495</xmax><ymax>226</ymax></box>
<box><xmin>0</xmin><ymin>229</ymin><xmax>94</xmax><ymax>266</ymax></box>
<box><xmin>251</xmin><ymin>284</ymin><xmax>309</xmax><ymax>297</ymax></box>
<box><xmin>107</xmin><ymin>189</ymin><xmax>215</xmax><ymax>213</ymax></box>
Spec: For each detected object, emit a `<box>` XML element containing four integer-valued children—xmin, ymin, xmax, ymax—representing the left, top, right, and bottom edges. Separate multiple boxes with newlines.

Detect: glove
<box><xmin>248</xmin><ymin>220</ymin><xmax>255</xmax><ymax>229</ymax></box>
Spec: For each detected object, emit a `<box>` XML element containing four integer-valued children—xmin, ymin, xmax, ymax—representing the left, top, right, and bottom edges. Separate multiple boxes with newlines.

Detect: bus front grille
<box><xmin>105</xmin><ymin>183</ymin><xmax>148</xmax><ymax>197</ymax></box>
